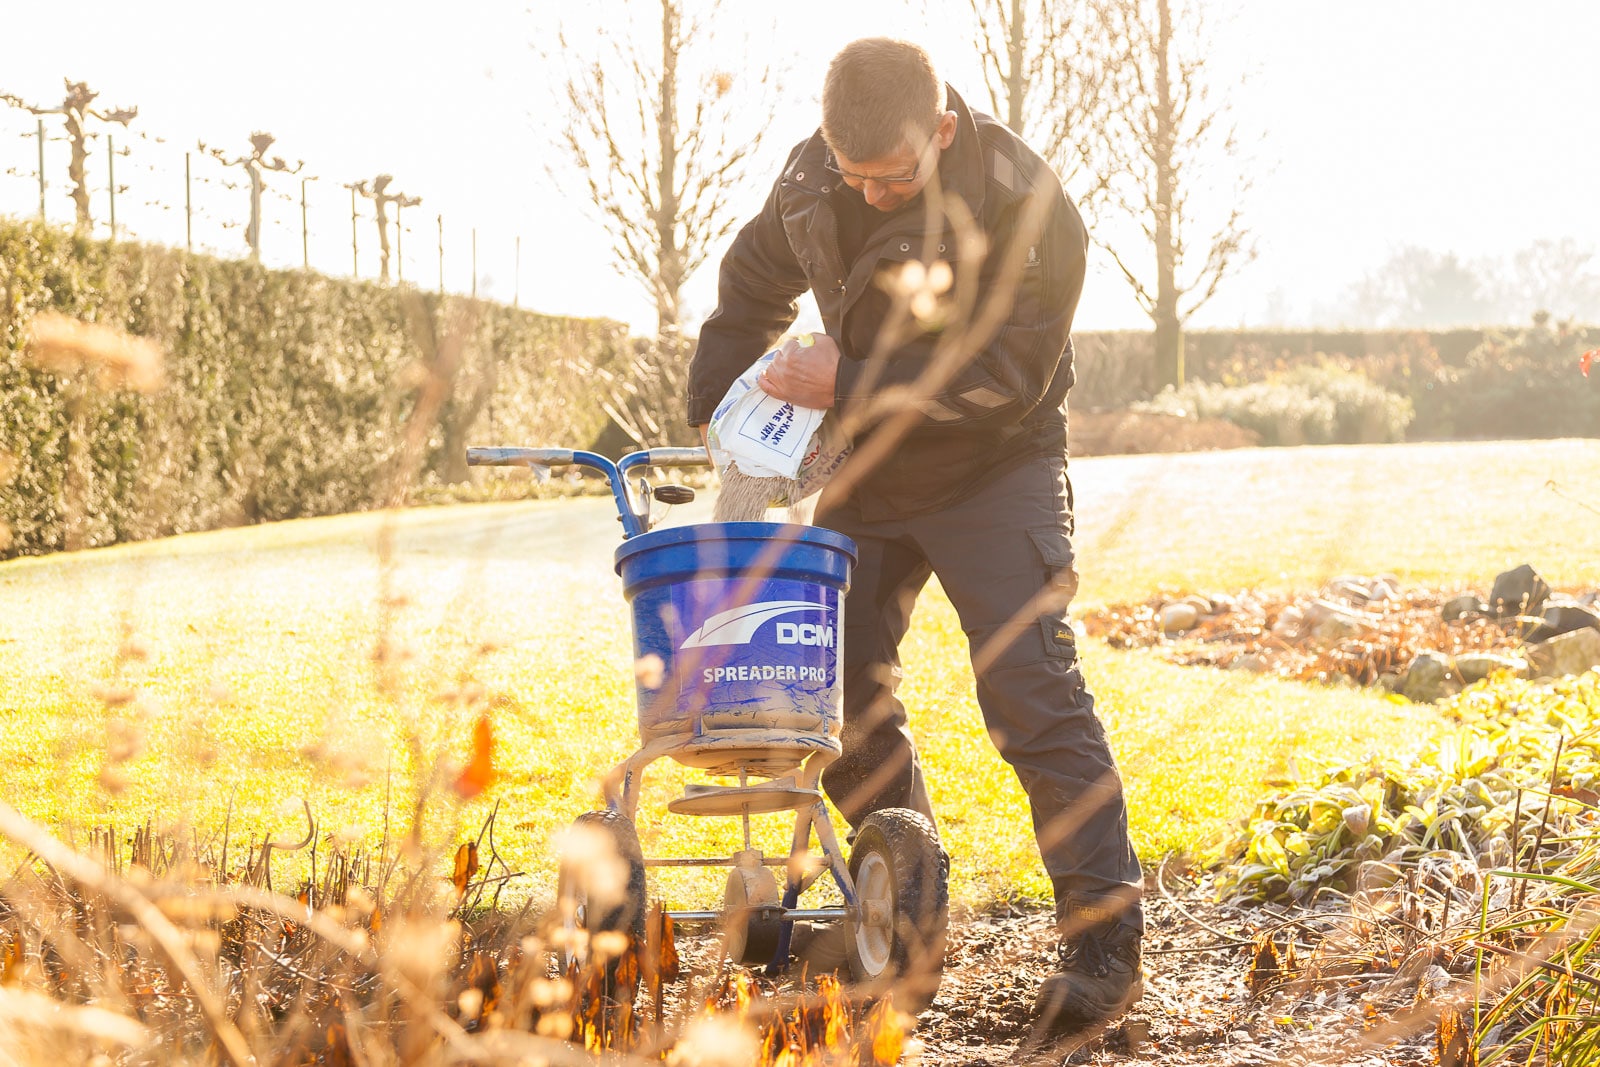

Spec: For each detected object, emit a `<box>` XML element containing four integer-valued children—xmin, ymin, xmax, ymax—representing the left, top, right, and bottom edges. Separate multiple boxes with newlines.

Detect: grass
<box><xmin>2</xmin><ymin>438</ymin><xmax>1596</xmax><ymax>911</ymax></box>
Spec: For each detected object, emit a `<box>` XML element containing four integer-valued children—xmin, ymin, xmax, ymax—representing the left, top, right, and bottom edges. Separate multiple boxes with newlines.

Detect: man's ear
<box><xmin>935</xmin><ymin>110</ymin><xmax>957</xmax><ymax>150</ymax></box>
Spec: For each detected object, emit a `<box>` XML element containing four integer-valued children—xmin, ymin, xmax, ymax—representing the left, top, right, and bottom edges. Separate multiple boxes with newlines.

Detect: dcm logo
<box><xmin>679</xmin><ymin>600</ymin><xmax>834</xmax><ymax>649</ymax></box>
<box><xmin>774</xmin><ymin>622</ymin><xmax>833</xmax><ymax>646</ymax></box>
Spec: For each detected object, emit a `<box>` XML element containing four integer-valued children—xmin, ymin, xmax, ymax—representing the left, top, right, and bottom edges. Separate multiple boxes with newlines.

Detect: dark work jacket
<box><xmin>688</xmin><ymin>87</ymin><xmax>1087</xmax><ymax>520</ymax></box>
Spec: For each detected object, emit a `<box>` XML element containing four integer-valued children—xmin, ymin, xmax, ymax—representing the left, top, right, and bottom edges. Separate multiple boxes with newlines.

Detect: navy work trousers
<box><xmin>816</xmin><ymin>451</ymin><xmax>1143</xmax><ymax>920</ymax></box>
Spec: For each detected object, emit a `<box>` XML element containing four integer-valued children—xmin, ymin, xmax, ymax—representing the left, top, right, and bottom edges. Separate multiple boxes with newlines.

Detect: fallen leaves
<box><xmin>452</xmin><ymin>714</ymin><xmax>495</xmax><ymax>799</ymax></box>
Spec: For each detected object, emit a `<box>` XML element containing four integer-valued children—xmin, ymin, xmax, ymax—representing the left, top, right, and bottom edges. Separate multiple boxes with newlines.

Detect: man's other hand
<box><xmin>759</xmin><ymin>333</ymin><xmax>840</xmax><ymax>409</ymax></box>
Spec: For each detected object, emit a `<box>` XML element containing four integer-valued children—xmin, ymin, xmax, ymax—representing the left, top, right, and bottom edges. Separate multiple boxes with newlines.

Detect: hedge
<box><xmin>1072</xmin><ymin>324</ymin><xmax>1599</xmax><ymax>439</ymax></box>
<box><xmin>0</xmin><ymin>219</ymin><xmax>628</xmax><ymax>559</ymax></box>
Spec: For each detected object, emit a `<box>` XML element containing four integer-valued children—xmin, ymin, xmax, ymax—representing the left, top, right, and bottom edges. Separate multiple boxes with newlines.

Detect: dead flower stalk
<box><xmin>24</xmin><ymin>312</ymin><xmax>164</xmax><ymax>394</ymax></box>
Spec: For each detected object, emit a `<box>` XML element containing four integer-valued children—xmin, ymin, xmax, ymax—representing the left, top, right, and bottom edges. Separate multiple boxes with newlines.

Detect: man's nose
<box><xmin>863</xmin><ymin>180</ymin><xmax>891</xmax><ymax>206</ymax></box>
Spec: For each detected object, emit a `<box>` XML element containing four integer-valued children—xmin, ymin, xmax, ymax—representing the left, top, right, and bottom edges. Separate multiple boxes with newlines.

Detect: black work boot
<box><xmin>1034</xmin><ymin>898</ymin><xmax>1144</xmax><ymax>1035</ymax></box>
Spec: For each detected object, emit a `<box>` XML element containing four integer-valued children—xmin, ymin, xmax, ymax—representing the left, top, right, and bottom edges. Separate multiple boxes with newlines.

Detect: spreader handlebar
<box><xmin>466</xmin><ymin>445</ymin><xmax>710</xmax><ymax>539</ymax></box>
<box><xmin>629</xmin><ymin>447</ymin><xmax>711</xmax><ymax>468</ymax></box>
<box><xmin>467</xmin><ymin>447</ymin><xmax>577</xmax><ymax>468</ymax></box>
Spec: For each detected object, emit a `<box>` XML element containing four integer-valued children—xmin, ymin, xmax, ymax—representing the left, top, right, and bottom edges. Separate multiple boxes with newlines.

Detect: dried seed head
<box><xmin>528</xmin><ymin>976</ymin><xmax>570</xmax><ymax>1008</ymax></box>
<box><xmin>457</xmin><ymin>987</ymin><xmax>484</xmax><ymax>1021</ymax></box>
<box><xmin>387</xmin><ymin>917</ymin><xmax>461</xmax><ymax>987</ymax></box>
<box><xmin>546</xmin><ymin>925</ymin><xmax>587</xmax><ymax>954</ymax></box>
<box><xmin>667</xmin><ymin>1015</ymin><xmax>761</xmax><ymax>1067</ymax></box>
<box><xmin>106</xmin><ymin>720</ymin><xmax>144</xmax><ymax>763</ymax></box>
<box><xmin>89</xmin><ymin>682</ymin><xmax>137</xmax><ymax>707</ymax></box>
<box><xmin>26</xmin><ymin>312</ymin><xmax>165</xmax><ymax>393</ymax></box>
<box><xmin>556</xmin><ymin>823</ymin><xmax>629</xmax><ymax>919</ymax></box>
<box><xmin>634</xmin><ymin>654</ymin><xmax>666</xmax><ymax>689</ymax></box>
<box><xmin>396</xmin><ymin>361</ymin><xmax>431</xmax><ymax>390</ymax></box>
<box><xmin>590</xmin><ymin>930</ymin><xmax>630</xmax><ymax>960</ymax></box>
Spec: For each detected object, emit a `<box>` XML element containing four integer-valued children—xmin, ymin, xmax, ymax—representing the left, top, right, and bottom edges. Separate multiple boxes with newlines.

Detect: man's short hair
<box><xmin>822</xmin><ymin>38</ymin><xmax>946</xmax><ymax>163</ymax></box>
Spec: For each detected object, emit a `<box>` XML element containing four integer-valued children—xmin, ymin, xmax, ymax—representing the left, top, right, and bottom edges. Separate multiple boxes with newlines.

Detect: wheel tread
<box><xmin>846</xmin><ymin>807</ymin><xmax>950</xmax><ymax>1012</ymax></box>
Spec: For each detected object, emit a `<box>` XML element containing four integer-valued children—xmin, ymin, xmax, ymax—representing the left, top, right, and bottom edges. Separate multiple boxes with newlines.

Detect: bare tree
<box><xmin>202</xmin><ymin>132</ymin><xmax>303</xmax><ymax>262</ymax></box>
<box><xmin>353</xmin><ymin>175</ymin><xmax>421</xmax><ymax>285</ymax></box>
<box><xmin>554</xmin><ymin>0</ymin><xmax>773</xmax><ymax>347</ymax></box>
<box><xmin>963</xmin><ymin>0</ymin><xmax>1110</xmax><ymax>191</ymax></box>
<box><xmin>1090</xmin><ymin>0</ymin><xmax>1255</xmax><ymax>388</ymax></box>
<box><xmin>1</xmin><ymin>80</ymin><xmax>136</xmax><ymax>231</ymax></box>
<box><xmin>549</xmin><ymin>0</ymin><xmax>776</xmax><ymax>446</ymax></box>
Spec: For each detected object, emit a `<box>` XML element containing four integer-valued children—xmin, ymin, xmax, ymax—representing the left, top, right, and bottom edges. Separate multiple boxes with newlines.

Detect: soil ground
<box><xmin>659</xmin><ymin>882</ymin><xmax>1443</xmax><ymax>1066</ymax></box>
<box><xmin>912</xmin><ymin>889</ymin><xmax>1438</xmax><ymax>1066</ymax></box>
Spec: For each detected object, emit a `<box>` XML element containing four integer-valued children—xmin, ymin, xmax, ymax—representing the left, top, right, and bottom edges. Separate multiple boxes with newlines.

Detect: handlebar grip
<box><xmin>467</xmin><ymin>447</ymin><xmax>577</xmax><ymax>467</ymax></box>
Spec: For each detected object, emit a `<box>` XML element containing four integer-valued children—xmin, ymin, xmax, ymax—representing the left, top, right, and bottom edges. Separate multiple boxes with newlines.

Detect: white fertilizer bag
<box><xmin>707</xmin><ymin>335</ymin><xmax>851</xmax><ymax>511</ymax></box>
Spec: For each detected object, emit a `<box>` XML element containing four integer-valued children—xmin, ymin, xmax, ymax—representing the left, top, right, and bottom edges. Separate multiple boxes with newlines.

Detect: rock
<box><xmin>1366</xmin><ymin>577</ymin><xmax>1399</xmax><ymax>603</ymax></box>
<box><xmin>1230</xmin><ymin>653</ymin><xmax>1268</xmax><ymax>673</ymax></box>
<box><xmin>1271</xmin><ymin>605</ymin><xmax>1305</xmax><ymax>640</ymax></box>
<box><xmin>1490</xmin><ymin>563</ymin><xmax>1551</xmax><ymax>618</ymax></box>
<box><xmin>1528</xmin><ymin>628</ymin><xmax>1600</xmax><ymax>679</ymax></box>
<box><xmin>1160</xmin><ymin>602</ymin><xmax>1201</xmax><ymax>634</ymax></box>
<box><xmin>1402</xmin><ymin>652</ymin><xmax>1460</xmax><ymax>703</ymax></box>
<box><xmin>1454</xmin><ymin>653</ymin><xmax>1529</xmax><ymax>684</ymax></box>
<box><xmin>1179</xmin><ymin>594</ymin><xmax>1213</xmax><ymax>615</ymax></box>
<box><xmin>1540</xmin><ymin>602</ymin><xmax>1600</xmax><ymax>639</ymax></box>
<box><xmin>1324</xmin><ymin>576</ymin><xmax>1373</xmax><ymax>603</ymax></box>
<box><xmin>1375</xmin><ymin>672</ymin><xmax>1403</xmax><ymax>692</ymax></box>
<box><xmin>1208</xmin><ymin>593</ymin><xmax>1238</xmax><ymax>614</ymax></box>
<box><xmin>1313</xmin><ymin>612</ymin><xmax>1366</xmax><ymax>645</ymax></box>
<box><xmin>1442</xmin><ymin>594</ymin><xmax>1487</xmax><ymax>622</ymax></box>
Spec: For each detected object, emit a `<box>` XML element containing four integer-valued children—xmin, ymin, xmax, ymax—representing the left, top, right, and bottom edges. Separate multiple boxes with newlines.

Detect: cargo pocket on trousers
<box><xmin>1029</xmin><ymin>526</ymin><xmax>1081</xmax><ymax>661</ymax></box>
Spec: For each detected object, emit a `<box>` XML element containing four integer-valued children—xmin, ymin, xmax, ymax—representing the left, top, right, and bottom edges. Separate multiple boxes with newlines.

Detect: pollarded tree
<box><xmin>353</xmin><ymin>174</ymin><xmax>421</xmax><ymax>285</ymax></box>
<box><xmin>203</xmin><ymin>132</ymin><xmax>303</xmax><ymax>262</ymax></box>
<box><xmin>1</xmin><ymin>80</ymin><xmax>136</xmax><ymax>231</ymax></box>
<box><xmin>1092</xmin><ymin>0</ymin><xmax>1255</xmax><ymax>388</ymax></box>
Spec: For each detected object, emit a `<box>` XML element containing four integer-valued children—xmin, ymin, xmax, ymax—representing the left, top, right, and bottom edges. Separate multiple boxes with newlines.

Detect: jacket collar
<box><xmin>783</xmin><ymin>85</ymin><xmax>987</xmax><ymax>220</ymax></box>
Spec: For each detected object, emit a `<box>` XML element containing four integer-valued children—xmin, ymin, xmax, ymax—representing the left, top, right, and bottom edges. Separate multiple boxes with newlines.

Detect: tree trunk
<box><xmin>376</xmin><ymin>203</ymin><xmax>392</xmax><ymax>284</ymax></box>
<box><xmin>654</xmin><ymin>0</ymin><xmax>683</xmax><ymax>348</ymax></box>
<box><xmin>66</xmin><ymin>112</ymin><xmax>91</xmax><ymax>230</ymax></box>
<box><xmin>1152</xmin><ymin>0</ymin><xmax>1183</xmax><ymax>389</ymax></box>
<box><xmin>1005</xmin><ymin>0</ymin><xmax>1026</xmax><ymax>133</ymax></box>
<box><xmin>247</xmin><ymin>164</ymin><xmax>264</xmax><ymax>262</ymax></box>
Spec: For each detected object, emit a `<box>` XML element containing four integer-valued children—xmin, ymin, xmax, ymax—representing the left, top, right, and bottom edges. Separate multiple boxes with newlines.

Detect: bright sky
<box><xmin>2</xmin><ymin>0</ymin><xmax>1595</xmax><ymax>335</ymax></box>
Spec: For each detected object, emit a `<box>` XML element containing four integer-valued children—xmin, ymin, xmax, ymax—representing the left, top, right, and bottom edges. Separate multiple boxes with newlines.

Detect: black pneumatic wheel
<box><xmin>845</xmin><ymin>808</ymin><xmax>950</xmax><ymax>1013</ymax></box>
<box><xmin>556</xmin><ymin>810</ymin><xmax>648</xmax><ymax>997</ymax></box>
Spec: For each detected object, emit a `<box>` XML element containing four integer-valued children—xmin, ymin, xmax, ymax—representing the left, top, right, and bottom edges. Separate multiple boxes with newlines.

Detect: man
<box><xmin>687</xmin><ymin>38</ymin><xmax>1143</xmax><ymax>1033</ymax></box>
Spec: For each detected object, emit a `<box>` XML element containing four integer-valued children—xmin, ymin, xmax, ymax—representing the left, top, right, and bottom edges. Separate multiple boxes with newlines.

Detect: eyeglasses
<box><xmin>823</xmin><ymin>147</ymin><xmax>922</xmax><ymax>187</ymax></box>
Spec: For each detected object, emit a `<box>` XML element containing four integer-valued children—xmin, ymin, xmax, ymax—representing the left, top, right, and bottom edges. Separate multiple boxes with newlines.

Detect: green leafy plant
<box><xmin>1136</xmin><ymin>360</ymin><xmax>1414</xmax><ymax>446</ymax></box>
